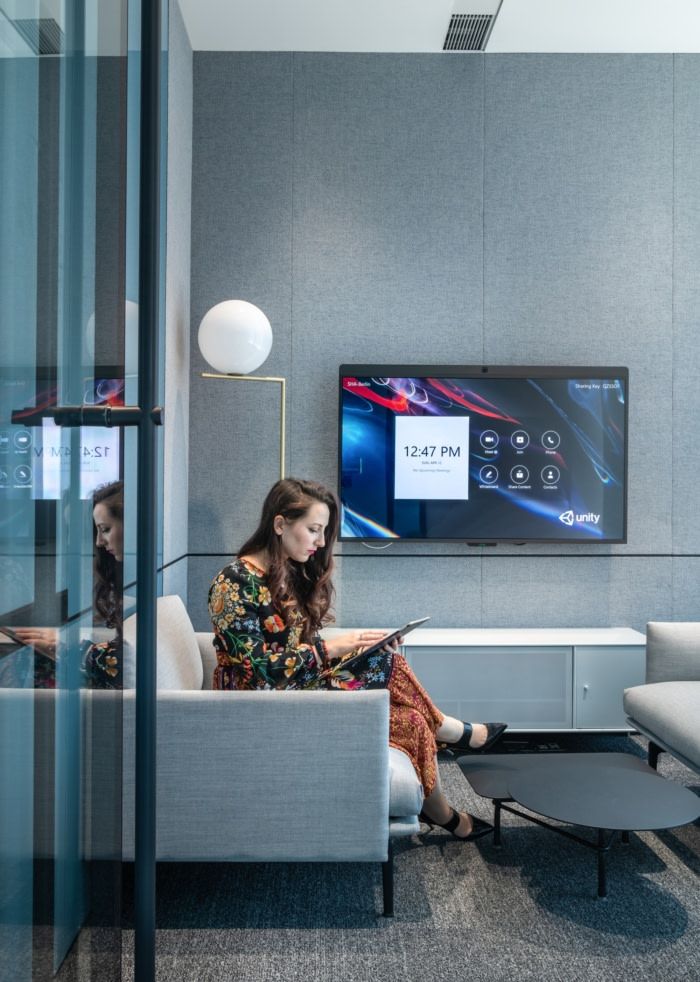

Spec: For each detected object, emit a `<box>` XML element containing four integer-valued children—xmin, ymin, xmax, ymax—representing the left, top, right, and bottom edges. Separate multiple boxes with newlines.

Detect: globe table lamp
<box><xmin>197</xmin><ymin>300</ymin><xmax>286</xmax><ymax>478</ymax></box>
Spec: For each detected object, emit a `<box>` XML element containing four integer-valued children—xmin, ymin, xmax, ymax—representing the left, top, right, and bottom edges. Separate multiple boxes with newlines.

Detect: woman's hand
<box><xmin>8</xmin><ymin>627</ymin><xmax>59</xmax><ymax>660</ymax></box>
<box><xmin>323</xmin><ymin>630</ymin><xmax>400</xmax><ymax>663</ymax></box>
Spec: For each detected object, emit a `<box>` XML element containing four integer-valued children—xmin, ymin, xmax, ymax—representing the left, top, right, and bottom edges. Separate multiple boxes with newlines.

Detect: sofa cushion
<box><xmin>122</xmin><ymin>595</ymin><xmax>203</xmax><ymax>691</ymax></box>
<box><xmin>389</xmin><ymin>746</ymin><xmax>423</xmax><ymax>816</ymax></box>
<box><xmin>624</xmin><ymin>681</ymin><xmax>700</xmax><ymax>768</ymax></box>
<box><xmin>646</xmin><ymin>622</ymin><xmax>700</xmax><ymax>683</ymax></box>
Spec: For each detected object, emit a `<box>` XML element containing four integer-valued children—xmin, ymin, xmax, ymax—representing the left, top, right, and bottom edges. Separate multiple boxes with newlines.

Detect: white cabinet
<box><xmin>400</xmin><ymin>628</ymin><xmax>646</xmax><ymax>733</ymax></box>
<box><xmin>573</xmin><ymin>646</ymin><xmax>647</xmax><ymax>729</ymax></box>
<box><xmin>407</xmin><ymin>646</ymin><xmax>573</xmax><ymax>730</ymax></box>
<box><xmin>323</xmin><ymin>626</ymin><xmax>647</xmax><ymax>732</ymax></box>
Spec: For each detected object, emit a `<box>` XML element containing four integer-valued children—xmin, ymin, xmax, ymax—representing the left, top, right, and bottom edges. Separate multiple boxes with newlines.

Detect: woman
<box><xmin>209</xmin><ymin>477</ymin><xmax>507</xmax><ymax>841</ymax></box>
<box><xmin>9</xmin><ymin>480</ymin><xmax>124</xmax><ymax>689</ymax></box>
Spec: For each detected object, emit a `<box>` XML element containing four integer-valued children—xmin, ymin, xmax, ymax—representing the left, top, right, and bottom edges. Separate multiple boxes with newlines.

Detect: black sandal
<box><xmin>418</xmin><ymin>807</ymin><xmax>493</xmax><ymax>841</ymax></box>
<box><xmin>443</xmin><ymin>721</ymin><xmax>508</xmax><ymax>754</ymax></box>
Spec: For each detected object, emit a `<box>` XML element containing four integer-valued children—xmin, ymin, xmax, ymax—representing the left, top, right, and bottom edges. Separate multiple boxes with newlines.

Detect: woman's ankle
<box><xmin>421</xmin><ymin>792</ymin><xmax>452</xmax><ymax>824</ymax></box>
<box><xmin>435</xmin><ymin>716</ymin><xmax>464</xmax><ymax>743</ymax></box>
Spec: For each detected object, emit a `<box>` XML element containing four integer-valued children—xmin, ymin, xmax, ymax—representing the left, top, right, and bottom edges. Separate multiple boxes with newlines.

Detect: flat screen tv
<box><xmin>338</xmin><ymin>365</ymin><xmax>628</xmax><ymax>544</ymax></box>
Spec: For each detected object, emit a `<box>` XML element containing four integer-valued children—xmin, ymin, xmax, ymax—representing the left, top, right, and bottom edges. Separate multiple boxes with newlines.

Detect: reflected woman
<box><xmin>8</xmin><ymin>480</ymin><xmax>124</xmax><ymax>689</ymax></box>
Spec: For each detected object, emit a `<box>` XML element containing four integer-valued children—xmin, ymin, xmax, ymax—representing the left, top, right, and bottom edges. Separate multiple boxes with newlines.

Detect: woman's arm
<box><xmin>322</xmin><ymin>630</ymin><xmax>399</xmax><ymax>663</ymax></box>
<box><xmin>6</xmin><ymin>627</ymin><xmax>58</xmax><ymax>659</ymax></box>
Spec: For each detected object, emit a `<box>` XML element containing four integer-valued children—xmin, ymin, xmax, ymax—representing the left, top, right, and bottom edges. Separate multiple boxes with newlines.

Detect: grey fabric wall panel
<box><xmin>673</xmin><ymin>558</ymin><xmax>700</xmax><ymax>620</ymax></box>
<box><xmin>482</xmin><ymin>557</ymin><xmax>672</xmax><ymax>631</ymax></box>
<box><xmin>290</xmin><ymin>55</ymin><xmax>484</xmax><ymax>488</ymax></box>
<box><xmin>483</xmin><ymin>56</ymin><xmax>674</xmax><ymax>557</ymax></box>
<box><xmin>672</xmin><ymin>56</ymin><xmax>700</xmax><ymax>556</ymax></box>
<box><xmin>163</xmin><ymin>556</ymin><xmax>189</xmax><ymax>604</ymax></box>
<box><xmin>336</xmin><ymin>556</ymin><xmax>482</xmax><ymax>629</ymax></box>
<box><xmin>186</xmin><ymin>53</ymin><xmax>700</xmax><ymax>631</ymax></box>
<box><xmin>189</xmin><ymin>54</ymin><xmax>294</xmax><ymax>553</ymax></box>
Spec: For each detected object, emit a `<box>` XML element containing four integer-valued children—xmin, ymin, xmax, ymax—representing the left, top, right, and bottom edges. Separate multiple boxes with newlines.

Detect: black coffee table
<box><xmin>458</xmin><ymin>752</ymin><xmax>700</xmax><ymax>897</ymax></box>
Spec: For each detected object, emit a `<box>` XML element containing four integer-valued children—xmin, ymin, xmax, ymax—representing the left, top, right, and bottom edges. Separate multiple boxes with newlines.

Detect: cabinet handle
<box><xmin>582</xmin><ymin>683</ymin><xmax>589</xmax><ymax>698</ymax></box>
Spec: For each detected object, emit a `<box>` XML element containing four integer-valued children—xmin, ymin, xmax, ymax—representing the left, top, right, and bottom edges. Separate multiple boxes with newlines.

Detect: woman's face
<box><xmin>275</xmin><ymin>501</ymin><xmax>330</xmax><ymax>564</ymax></box>
<box><xmin>93</xmin><ymin>502</ymin><xmax>124</xmax><ymax>562</ymax></box>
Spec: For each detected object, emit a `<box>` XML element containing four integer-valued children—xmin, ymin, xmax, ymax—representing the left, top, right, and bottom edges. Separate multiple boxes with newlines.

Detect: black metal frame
<box><xmin>134</xmin><ymin>0</ymin><xmax>163</xmax><ymax>979</ymax></box>
<box><xmin>382</xmin><ymin>842</ymin><xmax>394</xmax><ymax>917</ymax></box>
<box><xmin>492</xmin><ymin>799</ymin><xmax>630</xmax><ymax>899</ymax></box>
<box><xmin>648</xmin><ymin>740</ymin><xmax>663</xmax><ymax>770</ymax></box>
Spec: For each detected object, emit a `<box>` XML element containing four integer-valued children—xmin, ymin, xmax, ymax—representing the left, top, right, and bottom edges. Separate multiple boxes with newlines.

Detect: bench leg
<box><xmin>382</xmin><ymin>842</ymin><xmax>394</xmax><ymax>917</ymax></box>
<box><xmin>648</xmin><ymin>741</ymin><xmax>662</xmax><ymax>770</ymax></box>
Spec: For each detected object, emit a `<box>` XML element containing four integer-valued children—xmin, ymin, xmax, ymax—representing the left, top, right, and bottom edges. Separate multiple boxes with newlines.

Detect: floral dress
<box><xmin>209</xmin><ymin>557</ymin><xmax>444</xmax><ymax>796</ymax></box>
<box><xmin>0</xmin><ymin>637</ymin><xmax>122</xmax><ymax>690</ymax></box>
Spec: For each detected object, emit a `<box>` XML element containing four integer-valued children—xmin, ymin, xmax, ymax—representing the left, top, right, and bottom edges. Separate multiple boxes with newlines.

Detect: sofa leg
<box><xmin>648</xmin><ymin>741</ymin><xmax>662</xmax><ymax>770</ymax></box>
<box><xmin>382</xmin><ymin>842</ymin><xmax>394</xmax><ymax>917</ymax></box>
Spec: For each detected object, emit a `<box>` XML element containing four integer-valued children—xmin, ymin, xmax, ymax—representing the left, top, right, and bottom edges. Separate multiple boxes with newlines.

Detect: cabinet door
<box><xmin>406</xmin><ymin>646</ymin><xmax>573</xmax><ymax>730</ymax></box>
<box><xmin>573</xmin><ymin>646</ymin><xmax>646</xmax><ymax>729</ymax></box>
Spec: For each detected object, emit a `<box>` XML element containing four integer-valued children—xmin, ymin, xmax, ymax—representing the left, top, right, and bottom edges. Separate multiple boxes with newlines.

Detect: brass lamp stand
<box><xmin>201</xmin><ymin>372</ymin><xmax>286</xmax><ymax>480</ymax></box>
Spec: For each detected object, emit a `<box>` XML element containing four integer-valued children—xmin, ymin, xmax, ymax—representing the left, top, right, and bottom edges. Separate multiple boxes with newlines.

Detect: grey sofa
<box><xmin>623</xmin><ymin>621</ymin><xmax>700</xmax><ymax>774</ymax></box>
<box><xmin>4</xmin><ymin>596</ymin><xmax>423</xmax><ymax>914</ymax></box>
<box><xmin>118</xmin><ymin>595</ymin><xmax>423</xmax><ymax>915</ymax></box>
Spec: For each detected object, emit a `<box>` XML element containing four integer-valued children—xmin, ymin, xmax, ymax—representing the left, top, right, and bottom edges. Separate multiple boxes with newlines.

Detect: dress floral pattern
<box><xmin>209</xmin><ymin>557</ymin><xmax>445</xmax><ymax>795</ymax></box>
<box><xmin>0</xmin><ymin>637</ymin><xmax>122</xmax><ymax>690</ymax></box>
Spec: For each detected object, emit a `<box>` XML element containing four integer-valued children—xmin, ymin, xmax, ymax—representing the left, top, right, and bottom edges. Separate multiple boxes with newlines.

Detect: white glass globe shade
<box><xmin>86</xmin><ymin>300</ymin><xmax>139</xmax><ymax>374</ymax></box>
<box><xmin>198</xmin><ymin>300</ymin><xmax>273</xmax><ymax>374</ymax></box>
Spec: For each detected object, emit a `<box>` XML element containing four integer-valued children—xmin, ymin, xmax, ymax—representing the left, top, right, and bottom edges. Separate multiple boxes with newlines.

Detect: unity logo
<box><xmin>559</xmin><ymin>509</ymin><xmax>600</xmax><ymax>526</ymax></box>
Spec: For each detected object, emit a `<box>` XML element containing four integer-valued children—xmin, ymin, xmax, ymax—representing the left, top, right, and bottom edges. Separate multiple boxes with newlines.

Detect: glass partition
<box><xmin>0</xmin><ymin>1</ymin><xmax>158</xmax><ymax>978</ymax></box>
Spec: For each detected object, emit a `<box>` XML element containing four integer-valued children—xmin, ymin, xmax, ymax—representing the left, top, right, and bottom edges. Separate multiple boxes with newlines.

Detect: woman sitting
<box><xmin>209</xmin><ymin>477</ymin><xmax>507</xmax><ymax>840</ymax></box>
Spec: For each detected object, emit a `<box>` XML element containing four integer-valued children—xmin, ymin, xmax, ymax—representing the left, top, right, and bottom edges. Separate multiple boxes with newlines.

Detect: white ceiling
<box><xmin>177</xmin><ymin>0</ymin><xmax>700</xmax><ymax>53</ymax></box>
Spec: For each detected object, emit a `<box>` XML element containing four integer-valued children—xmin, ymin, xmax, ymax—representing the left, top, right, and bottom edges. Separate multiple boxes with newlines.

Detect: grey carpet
<box><xmin>113</xmin><ymin>735</ymin><xmax>700</xmax><ymax>982</ymax></box>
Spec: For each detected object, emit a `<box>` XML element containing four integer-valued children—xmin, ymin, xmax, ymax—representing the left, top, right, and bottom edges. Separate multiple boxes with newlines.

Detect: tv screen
<box><xmin>338</xmin><ymin>365</ymin><xmax>628</xmax><ymax>543</ymax></box>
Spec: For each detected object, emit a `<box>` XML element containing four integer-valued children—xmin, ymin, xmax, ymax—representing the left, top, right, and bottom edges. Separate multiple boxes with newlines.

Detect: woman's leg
<box><xmin>388</xmin><ymin>656</ymin><xmax>498</xmax><ymax>749</ymax></box>
<box><xmin>420</xmin><ymin>758</ymin><xmax>477</xmax><ymax>836</ymax></box>
<box><xmin>436</xmin><ymin>716</ymin><xmax>491</xmax><ymax>749</ymax></box>
<box><xmin>387</xmin><ymin>657</ymin><xmax>503</xmax><ymax>817</ymax></box>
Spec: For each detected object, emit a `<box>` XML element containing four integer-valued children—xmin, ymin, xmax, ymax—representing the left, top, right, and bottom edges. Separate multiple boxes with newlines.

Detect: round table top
<box><xmin>508</xmin><ymin>761</ymin><xmax>700</xmax><ymax>831</ymax></box>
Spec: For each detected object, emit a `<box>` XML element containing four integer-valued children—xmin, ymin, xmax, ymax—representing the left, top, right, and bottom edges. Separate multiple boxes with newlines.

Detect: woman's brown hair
<box><xmin>238</xmin><ymin>478</ymin><xmax>339</xmax><ymax>642</ymax></box>
<box><xmin>92</xmin><ymin>480</ymin><xmax>123</xmax><ymax>631</ymax></box>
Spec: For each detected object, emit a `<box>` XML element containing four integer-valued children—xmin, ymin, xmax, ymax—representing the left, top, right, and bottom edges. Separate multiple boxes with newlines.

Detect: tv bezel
<box><xmin>338</xmin><ymin>364</ymin><xmax>629</xmax><ymax>545</ymax></box>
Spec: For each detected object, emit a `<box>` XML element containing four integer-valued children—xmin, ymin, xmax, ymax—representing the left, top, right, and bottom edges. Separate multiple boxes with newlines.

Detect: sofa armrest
<box><xmin>120</xmin><ymin>688</ymin><xmax>391</xmax><ymax>863</ymax></box>
<box><xmin>646</xmin><ymin>622</ymin><xmax>700</xmax><ymax>683</ymax></box>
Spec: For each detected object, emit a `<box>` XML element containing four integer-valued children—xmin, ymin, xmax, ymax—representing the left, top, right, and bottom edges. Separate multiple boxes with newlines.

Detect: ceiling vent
<box><xmin>12</xmin><ymin>17</ymin><xmax>64</xmax><ymax>55</ymax></box>
<box><xmin>444</xmin><ymin>7</ymin><xmax>501</xmax><ymax>52</ymax></box>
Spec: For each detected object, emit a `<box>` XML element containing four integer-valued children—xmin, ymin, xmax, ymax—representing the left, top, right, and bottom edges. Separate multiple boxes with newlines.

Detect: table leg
<box><xmin>494</xmin><ymin>800</ymin><xmax>502</xmax><ymax>847</ymax></box>
<box><xmin>597</xmin><ymin>829</ymin><xmax>607</xmax><ymax>898</ymax></box>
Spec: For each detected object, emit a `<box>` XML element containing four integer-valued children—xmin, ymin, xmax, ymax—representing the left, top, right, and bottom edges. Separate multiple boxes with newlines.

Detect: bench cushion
<box><xmin>624</xmin><ymin>681</ymin><xmax>700</xmax><ymax>769</ymax></box>
<box><xmin>122</xmin><ymin>595</ymin><xmax>204</xmax><ymax>691</ymax></box>
<box><xmin>389</xmin><ymin>746</ymin><xmax>423</xmax><ymax>816</ymax></box>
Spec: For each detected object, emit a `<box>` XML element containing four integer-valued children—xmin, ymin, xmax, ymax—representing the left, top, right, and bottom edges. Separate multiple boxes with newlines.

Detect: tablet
<box><xmin>323</xmin><ymin>616</ymin><xmax>430</xmax><ymax>676</ymax></box>
<box><xmin>0</xmin><ymin>626</ymin><xmax>27</xmax><ymax>651</ymax></box>
<box><xmin>357</xmin><ymin>616</ymin><xmax>431</xmax><ymax>658</ymax></box>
